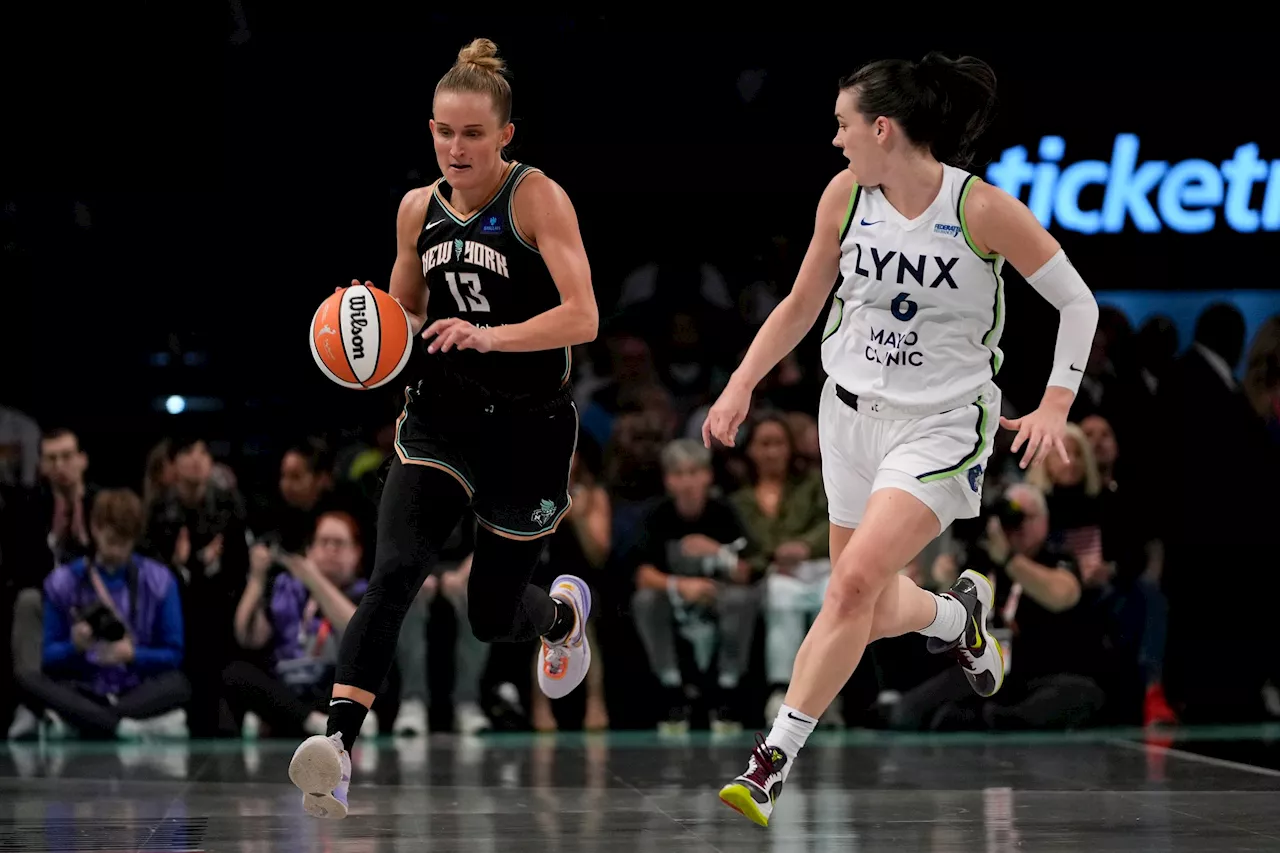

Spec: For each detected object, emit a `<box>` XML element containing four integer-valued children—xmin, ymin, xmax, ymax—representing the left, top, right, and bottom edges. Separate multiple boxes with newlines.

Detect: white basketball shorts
<box><xmin>817</xmin><ymin>376</ymin><xmax>1001</xmax><ymax>532</ymax></box>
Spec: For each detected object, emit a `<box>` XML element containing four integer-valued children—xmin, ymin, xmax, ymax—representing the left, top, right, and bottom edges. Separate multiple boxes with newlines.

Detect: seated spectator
<box><xmin>14</xmin><ymin>489</ymin><xmax>189</xmax><ymax>740</ymax></box>
<box><xmin>222</xmin><ymin>511</ymin><xmax>376</xmax><ymax>739</ymax></box>
<box><xmin>1080</xmin><ymin>413</ymin><xmax>1172</xmax><ymax>726</ymax></box>
<box><xmin>142</xmin><ymin>435</ymin><xmax>249</xmax><ymax>736</ymax></box>
<box><xmin>890</xmin><ymin>484</ymin><xmax>1110</xmax><ymax>732</ymax></box>
<box><xmin>7</xmin><ymin>428</ymin><xmax>98</xmax><ymax>739</ymax></box>
<box><xmin>1025</xmin><ymin>422</ymin><xmax>1107</xmax><ymax>589</ymax></box>
<box><xmin>628</xmin><ymin>439</ymin><xmax>760</xmax><ymax>733</ymax></box>
<box><xmin>259</xmin><ymin>438</ymin><xmax>376</xmax><ymax>570</ymax></box>
<box><xmin>391</xmin><ymin>516</ymin><xmax>491</xmax><ymax>737</ymax></box>
<box><xmin>37</xmin><ymin>428</ymin><xmax>98</xmax><ymax>566</ymax></box>
<box><xmin>728</xmin><ymin>413</ymin><xmax>832</xmax><ymax>725</ymax></box>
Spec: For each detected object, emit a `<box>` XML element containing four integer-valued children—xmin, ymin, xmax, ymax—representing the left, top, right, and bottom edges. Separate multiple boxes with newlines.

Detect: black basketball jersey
<box><xmin>416</xmin><ymin>162</ymin><xmax>570</xmax><ymax>404</ymax></box>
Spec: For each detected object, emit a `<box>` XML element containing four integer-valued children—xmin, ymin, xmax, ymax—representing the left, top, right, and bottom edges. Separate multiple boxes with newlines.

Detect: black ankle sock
<box><xmin>326</xmin><ymin>698</ymin><xmax>368</xmax><ymax>752</ymax></box>
<box><xmin>543</xmin><ymin>597</ymin><xmax>575</xmax><ymax>644</ymax></box>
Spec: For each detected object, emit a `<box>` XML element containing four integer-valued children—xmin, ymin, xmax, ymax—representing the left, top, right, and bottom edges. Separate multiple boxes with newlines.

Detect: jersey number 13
<box><xmin>445</xmin><ymin>272</ymin><xmax>491</xmax><ymax>313</ymax></box>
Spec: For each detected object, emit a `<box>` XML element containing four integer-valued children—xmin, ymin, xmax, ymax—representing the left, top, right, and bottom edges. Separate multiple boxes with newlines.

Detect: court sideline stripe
<box><xmin>1107</xmin><ymin>737</ymin><xmax>1280</xmax><ymax>778</ymax></box>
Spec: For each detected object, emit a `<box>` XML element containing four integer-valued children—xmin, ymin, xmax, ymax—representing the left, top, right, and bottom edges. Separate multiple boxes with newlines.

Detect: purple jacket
<box><xmin>42</xmin><ymin>555</ymin><xmax>184</xmax><ymax>696</ymax></box>
<box><xmin>269</xmin><ymin>573</ymin><xmax>366</xmax><ymax>688</ymax></box>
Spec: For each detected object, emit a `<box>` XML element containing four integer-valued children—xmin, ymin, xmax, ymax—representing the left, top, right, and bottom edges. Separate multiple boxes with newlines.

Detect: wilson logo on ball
<box><xmin>310</xmin><ymin>285</ymin><xmax>413</xmax><ymax>389</ymax></box>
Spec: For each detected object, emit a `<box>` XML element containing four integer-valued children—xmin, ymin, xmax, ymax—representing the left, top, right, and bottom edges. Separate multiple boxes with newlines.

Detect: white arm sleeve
<box><xmin>1024</xmin><ymin>248</ymin><xmax>1099</xmax><ymax>395</ymax></box>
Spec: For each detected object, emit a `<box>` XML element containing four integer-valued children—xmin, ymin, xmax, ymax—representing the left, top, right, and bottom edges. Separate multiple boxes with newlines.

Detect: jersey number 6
<box><xmin>445</xmin><ymin>272</ymin><xmax>491</xmax><ymax>313</ymax></box>
<box><xmin>890</xmin><ymin>292</ymin><xmax>918</xmax><ymax>322</ymax></box>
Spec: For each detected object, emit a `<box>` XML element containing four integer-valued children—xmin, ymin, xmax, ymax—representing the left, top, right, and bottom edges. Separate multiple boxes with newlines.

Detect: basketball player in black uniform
<box><xmin>288</xmin><ymin>38</ymin><xmax>599</xmax><ymax>820</ymax></box>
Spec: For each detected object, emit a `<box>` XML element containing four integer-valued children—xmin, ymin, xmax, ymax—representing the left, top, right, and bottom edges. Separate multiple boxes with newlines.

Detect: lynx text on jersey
<box><xmin>986</xmin><ymin>134</ymin><xmax>1278</xmax><ymax>234</ymax></box>
<box><xmin>848</xmin><ymin>243</ymin><xmax>961</xmax><ymax>289</ymax></box>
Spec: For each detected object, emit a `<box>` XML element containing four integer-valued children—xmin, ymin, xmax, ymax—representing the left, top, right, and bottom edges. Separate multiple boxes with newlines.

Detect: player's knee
<box><xmin>825</xmin><ymin>553</ymin><xmax>891</xmax><ymax>620</ymax></box>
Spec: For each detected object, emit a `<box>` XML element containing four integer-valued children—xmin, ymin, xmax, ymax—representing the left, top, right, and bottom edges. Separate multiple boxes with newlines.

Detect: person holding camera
<box><xmin>14</xmin><ymin>489</ymin><xmax>189</xmax><ymax>739</ymax></box>
<box><xmin>222</xmin><ymin>511</ymin><xmax>373</xmax><ymax>739</ymax></box>
<box><xmin>891</xmin><ymin>483</ymin><xmax>1108</xmax><ymax>731</ymax></box>
<box><xmin>629</xmin><ymin>439</ymin><xmax>761</xmax><ymax>733</ymax></box>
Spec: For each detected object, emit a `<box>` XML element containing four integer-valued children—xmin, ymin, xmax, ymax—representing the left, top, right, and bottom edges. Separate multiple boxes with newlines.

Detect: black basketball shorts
<box><xmin>392</xmin><ymin>384</ymin><xmax>578</xmax><ymax>540</ymax></box>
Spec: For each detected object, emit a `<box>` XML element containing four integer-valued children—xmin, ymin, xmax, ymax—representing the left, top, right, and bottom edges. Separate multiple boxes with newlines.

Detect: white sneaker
<box><xmin>7</xmin><ymin>706</ymin><xmax>39</xmax><ymax>740</ymax></box>
<box><xmin>289</xmin><ymin>732</ymin><xmax>351</xmax><ymax>820</ymax></box>
<box><xmin>537</xmin><ymin>575</ymin><xmax>592</xmax><ymax>700</ymax></box>
<box><xmin>393</xmin><ymin>699</ymin><xmax>428</xmax><ymax>737</ymax></box>
<box><xmin>454</xmin><ymin>702</ymin><xmax>491</xmax><ymax>736</ymax></box>
<box><xmin>303</xmin><ymin>712</ymin><xmax>327</xmax><ymax>736</ymax></box>
<box><xmin>117</xmin><ymin>709</ymin><xmax>188</xmax><ymax>741</ymax></box>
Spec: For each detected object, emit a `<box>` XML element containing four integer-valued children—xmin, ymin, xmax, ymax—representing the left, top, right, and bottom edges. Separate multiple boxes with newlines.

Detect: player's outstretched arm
<box><xmin>702</xmin><ymin>170</ymin><xmax>851</xmax><ymax>448</ymax></box>
<box><xmin>388</xmin><ymin>187</ymin><xmax>433</xmax><ymax>334</ymax></box>
<box><xmin>966</xmin><ymin>181</ymin><xmax>1099</xmax><ymax>469</ymax></box>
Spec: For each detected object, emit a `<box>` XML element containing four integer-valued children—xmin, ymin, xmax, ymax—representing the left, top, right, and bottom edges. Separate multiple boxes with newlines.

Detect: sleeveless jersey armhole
<box><xmin>957</xmin><ymin>174</ymin><xmax>1008</xmax><ymax>377</ymax></box>
<box><xmin>838</xmin><ymin>181</ymin><xmax>862</xmax><ymax>243</ymax></box>
<box><xmin>418</xmin><ymin>180</ymin><xmax>442</xmax><ymax>227</ymax></box>
<box><xmin>508</xmin><ymin>165</ymin><xmax>543</xmax><ymax>254</ymax></box>
<box><xmin>957</xmin><ymin>175</ymin><xmax>999</xmax><ymax>261</ymax></box>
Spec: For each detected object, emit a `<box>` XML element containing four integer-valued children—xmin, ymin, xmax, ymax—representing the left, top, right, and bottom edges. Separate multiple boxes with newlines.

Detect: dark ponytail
<box><xmin>840</xmin><ymin>52</ymin><xmax>998</xmax><ymax>170</ymax></box>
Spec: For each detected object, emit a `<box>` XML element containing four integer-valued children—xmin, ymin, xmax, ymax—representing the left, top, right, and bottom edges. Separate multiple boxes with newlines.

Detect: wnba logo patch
<box><xmin>934</xmin><ymin>223</ymin><xmax>962</xmax><ymax>237</ymax></box>
<box><xmin>967</xmin><ymin>464</ymin><xmax>984</xmax><ymax>493</ymax></box>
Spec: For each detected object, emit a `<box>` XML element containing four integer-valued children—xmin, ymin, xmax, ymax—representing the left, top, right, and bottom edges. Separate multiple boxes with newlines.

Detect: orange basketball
<box><xmin>309</xmin><ymin>285</ymin><xmax>414</xmax><ymax>389</ymax></box>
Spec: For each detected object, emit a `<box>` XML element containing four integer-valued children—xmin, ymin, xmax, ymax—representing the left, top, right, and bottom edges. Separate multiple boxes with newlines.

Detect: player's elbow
<box><xmin>569</xmin><ymin>298</ymin><xmax>599</xmax><ymax>344</ymax></box>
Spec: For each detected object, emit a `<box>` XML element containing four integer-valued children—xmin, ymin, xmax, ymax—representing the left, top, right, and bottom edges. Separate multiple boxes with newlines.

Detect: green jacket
<box><xmin>730</xmin><ymin>470</ymin><xmax>830</xmax><ymax>574</ymax></box>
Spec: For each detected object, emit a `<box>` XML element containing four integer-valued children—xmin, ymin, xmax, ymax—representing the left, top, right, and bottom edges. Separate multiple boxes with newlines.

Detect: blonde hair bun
<box><xmin>456</xmin><ymin>38</ymin><xmax>505</xmax><ymax>74</ymax></box>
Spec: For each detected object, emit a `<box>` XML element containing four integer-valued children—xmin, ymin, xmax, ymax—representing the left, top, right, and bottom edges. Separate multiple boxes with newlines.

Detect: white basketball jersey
<box><xmin>820</xmin><ymin>164</ymin><xmax>1006</xmax><ymax>413</ymax></box>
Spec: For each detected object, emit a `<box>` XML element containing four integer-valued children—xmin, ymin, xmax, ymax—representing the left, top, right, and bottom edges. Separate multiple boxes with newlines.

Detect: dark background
<box><xmin>1</xmin><ymin>14</ymin><xmax>1274</xmax><ymax>492</ymax></box>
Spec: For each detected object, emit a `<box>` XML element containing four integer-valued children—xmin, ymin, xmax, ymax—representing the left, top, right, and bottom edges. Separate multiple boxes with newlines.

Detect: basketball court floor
<box><xmin>3</xmin><ymin>725</ymin><xmax>1280</xmax><ymax>851</ymax></box>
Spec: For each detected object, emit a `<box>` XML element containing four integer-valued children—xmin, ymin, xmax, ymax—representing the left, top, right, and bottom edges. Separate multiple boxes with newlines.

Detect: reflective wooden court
<box><xmin>3</xmin><ymin>726</ymin><xmax>1280</xmax><ymax>851</ymax></box>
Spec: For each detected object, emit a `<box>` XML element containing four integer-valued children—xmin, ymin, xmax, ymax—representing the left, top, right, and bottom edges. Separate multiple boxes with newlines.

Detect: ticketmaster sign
<box><xmin>985</xmin><ymin>134</ymin><xmax>1279</xmax><ymax>234</ymax></box>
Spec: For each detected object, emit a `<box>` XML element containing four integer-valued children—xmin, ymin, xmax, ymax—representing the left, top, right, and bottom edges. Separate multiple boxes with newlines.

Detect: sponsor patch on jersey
<box><xmin>934</xmin><ymin>223</ymin><xmax>962</xmax><ymax>237</ymax></box>
<box><xmin>480</xmin><ymin>214</ymin><xmax>504</xmax><ymax>235</ymax></box>
<box><xmin>967</xmin><ymin>463</ymin><xmax>984</xmax><ymax>493</ymax></box>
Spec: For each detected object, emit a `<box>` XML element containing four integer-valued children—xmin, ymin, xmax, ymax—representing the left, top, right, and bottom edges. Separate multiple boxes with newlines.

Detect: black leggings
<box><xmin>334</xmin><ymin>459</ymin><xmax>557</xmax><ymax>695</ymax></box>
<box><xmin>16</xmin><ymin>670</ymin><xmax>191</xmax><ymax>738</ymax></box>
<box><xmin>222</xmin><ymin>660</ymin><xmax>328</xmax><ymax>737</ymax></box>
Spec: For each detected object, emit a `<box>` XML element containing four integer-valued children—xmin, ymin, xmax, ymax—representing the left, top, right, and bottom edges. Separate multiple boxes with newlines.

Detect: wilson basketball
<box><xmin>309</xmin><ymin>284</ymin><xmax>414</xmax><ymax>389</ymax></box>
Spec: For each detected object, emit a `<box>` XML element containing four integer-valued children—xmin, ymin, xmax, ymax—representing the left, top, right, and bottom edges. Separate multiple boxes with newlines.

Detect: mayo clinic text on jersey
<box><xmin>866</xmin><ymin>327</ymin><xmax>924</xmax><ymax>368</ymax></box>
<box><xmin>986</xmin><ymin>135</ymin><xmax>1277</xmax><ymax>235</ymax></box>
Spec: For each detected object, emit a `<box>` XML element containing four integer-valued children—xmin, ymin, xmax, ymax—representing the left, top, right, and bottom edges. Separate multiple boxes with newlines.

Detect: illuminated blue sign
<box><xmin>985</xmin><ymin>134</ymin><xmax>1279</xmax><ymax>234</ymax></box>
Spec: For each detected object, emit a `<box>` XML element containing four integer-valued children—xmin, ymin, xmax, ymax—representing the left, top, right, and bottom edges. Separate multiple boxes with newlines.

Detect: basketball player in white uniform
<box><xmin>705</xmin><ymin>53</ymin><xmax>1099</xmax><ymax>827</ymax></box>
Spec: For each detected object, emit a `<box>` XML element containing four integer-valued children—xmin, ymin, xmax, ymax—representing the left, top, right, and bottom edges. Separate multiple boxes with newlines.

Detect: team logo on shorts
<box><xmin>531</xmin><ymin>499</ymin><xmax>557</xmax><ymax>526</ymax></box>
<box><xmin>967</xmin><ymin>464</ymin><xmax>984</xmax><ymax>493</ymax></box>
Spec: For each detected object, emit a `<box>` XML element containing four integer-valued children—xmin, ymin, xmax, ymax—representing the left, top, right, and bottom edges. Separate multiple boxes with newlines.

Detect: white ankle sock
<box><xmin>919</xmin><ymin>592</ymin><xmax>966</xmax><ymax>642</ymax></box>
<box><xmin>765</xmin><ymin>704</ymin><xmax>817</xmax><ymax>779</ymax></box>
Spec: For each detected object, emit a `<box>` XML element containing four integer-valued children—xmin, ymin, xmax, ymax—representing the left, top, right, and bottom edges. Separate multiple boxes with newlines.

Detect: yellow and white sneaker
<box><xmin>537</xmin><ymin>575</ymin><xmax>592</xmax><ymax>700</ymax></box>
<box><xmin>719</xmin><ymin>733</ymin><xmax>789</xmax><ymax>827</ymax></box>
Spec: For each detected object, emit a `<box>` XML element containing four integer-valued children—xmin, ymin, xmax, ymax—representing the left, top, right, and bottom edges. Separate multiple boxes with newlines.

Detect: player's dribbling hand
<box><xmin>421</xmin><ymin>317</ymin><xmax>495</xmax><ymax>354</ymax></box>
<box><xmin>702</xmin><ymin>381</ymin><xmax>751</xmax><ymax>448</ymax></box>
<box><xmin>999</xmin><ymin>388</ymin><xmax>1073</xmax><ymax>470</ymax></box>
